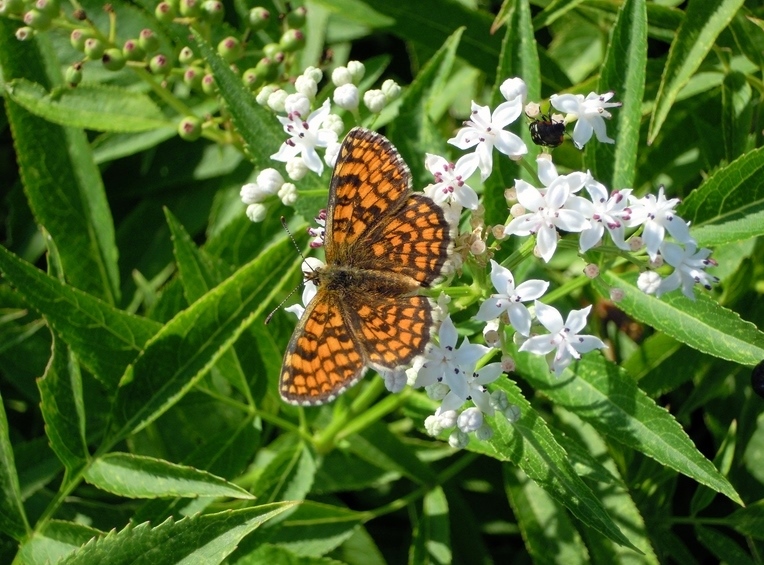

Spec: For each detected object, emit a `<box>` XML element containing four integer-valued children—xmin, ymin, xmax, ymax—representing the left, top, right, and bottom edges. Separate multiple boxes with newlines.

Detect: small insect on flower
<box><xmin>529</xmin><ymin>116</ymin><xmax>566</xmax><ymax>148</ymax></box>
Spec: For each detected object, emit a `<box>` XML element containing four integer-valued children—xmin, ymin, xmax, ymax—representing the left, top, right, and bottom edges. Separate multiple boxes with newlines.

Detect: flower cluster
<box><xmin>242</xmin><ymin>65</ymin><xmax>719</xmax><ymax>447</ymax></box>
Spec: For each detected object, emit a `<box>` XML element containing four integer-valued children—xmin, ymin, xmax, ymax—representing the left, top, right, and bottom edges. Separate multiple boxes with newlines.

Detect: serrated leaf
<box><xmin>595</xmin><ymin>271</ymin><xmax>764</xmax><ymax>367</ymax></box>
<box><xmin>5</xmin><ymin>80</ymin><xmax>170</xmax><ymax>132</ymax></box>
<box><xmin>469</xmin><ymin>379</ymin><xmax>637</xmax><ymax>550</ymax></box>
<box><xmin>648</xmin><ymin>0</ymin><xmax>746</xmax><ymax>142</ymax></box>
<box><xmin>190</xmin><ymin>29</ymin><xmax>282</xmax><ymax>168</ymax></box>
<box><xmin>16</xmin><ymin>520</ymin><xmax>103</xmax><ymax>564</ymax></box>
<box><xmin>0</xmin><ymin>36</ymin><xmax>120</xmax><ymax>303</ymax></box>
<box><xmin>678</xmin><ymin>146</ymin><xmax>764</xmax><ymax>247</ymax></box>
<box><xmin>0</xmin><ymin>245</ymin><xmax>160</xmax><ymax>389</ymax></box>
<box><xmin>60</xmin><ymin>504</ymin><xmax>296</xmax><ymax>565</ymax></box>
<box><xmin>0</xmin><ymin>390</ymin><xmax>30</xmax><ymax>540</ymax></box>
<box><xmin>517</xmin><ymin>351</ymin><xmax>742</xmax><ymax>505</ymax></box>
<box><xmin>266</xmin><ymin>501</ymin><xmax>365</xmax><ymax>557</ymax></box>
<box><xmin>503</xmin><ymin>466</ymin><xmax>589</xmax><ymax>564</ymax></box>
<box><xmin>84</xmin><ymin>453</ymin><xmax>254</xmax><ymax>499</ymax></box>
<box><xmin>409</xmin><ymin>486</ymin><xmax>451</xmax><ymax>565</ymax></box>
<box><xmin>235</xmin><ymin>543</ymin><xmax>347</xmax><ymax>565</ymax></box>
<box><xmin>587</xmin><ymin>0</ymin><xmax>647</xmax><ymax>190</ymax></box>
<box><xmin>37</xmin><ymin>333</ymin><xmax>88</xmax><ymax>474</ymax></box>
<box><xmin>110</xmin><ymin>233</ymin><xmax>300</xmax><ymax>440</ymax></box>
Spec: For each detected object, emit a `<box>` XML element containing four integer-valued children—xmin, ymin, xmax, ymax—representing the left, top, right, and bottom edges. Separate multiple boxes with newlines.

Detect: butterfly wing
<box><xmin>279</xmin><ymin>286</ymin><xmax>365</xmax><ymax>405</ymax></box>
<box><xmin>325</xmin><ymin>128</ymin><xmax>412</xmax><ymax>265</ymax></box>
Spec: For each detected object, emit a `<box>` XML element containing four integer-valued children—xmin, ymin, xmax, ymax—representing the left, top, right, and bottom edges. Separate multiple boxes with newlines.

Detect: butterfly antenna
<box><xmin>264</xmin><ymin>217</ymin><xmax>312</xmax><ymax>325</ymax></box>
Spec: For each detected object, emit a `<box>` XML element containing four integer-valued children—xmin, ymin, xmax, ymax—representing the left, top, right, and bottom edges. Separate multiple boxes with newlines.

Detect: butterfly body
<box><xmin>279</xmin><ymin>128</ymin><xmax>451</xmax><ymax>405</ymax></box>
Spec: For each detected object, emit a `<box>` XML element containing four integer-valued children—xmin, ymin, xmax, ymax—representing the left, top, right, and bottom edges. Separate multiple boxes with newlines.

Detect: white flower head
<box><xmin>656</xmin><ymin>241</ymin><xmax>718</xmax><ymax>300</ymax></box>
<box><xmin>503</xmin><ymin>175</ymin><xmax>591</xmax><ymax>262</ymax></box>
<box><xmin>333</xmin><ymin>83</ymin><xmax>359</xmax><ymax>111</ymax></box>
<box><xmin>271</xmin><ymin>99</ymin><xmax>338</xmax><ymax>176</ymax></box>
<box><xmin>574</xmin><ymin>177</ymin><xmax>634</xmax><ymax>252</ymax></box>
<box><xmin>550</xmin><ymin>91</ymin><xmax>622</xmax><ymax>149</ymax></box>
<box><xmin>448</xmin><ymin>100</ymin><xmax>528</xmax><ymax>181</ymax></box>
<box><xmin>519</xmin><ymin>302</ymin><xmax>606</xmax><ymax>376</ymax></box>
<box><xmin>628</xmin><ymin>186</ymin><xmax>694</xmax><ymax>261</ymax></box>
<box><xmin>439</xmin><ymin>362</ymin><xmax>504</xmax><ymax>415</ymax></box>
<box><xmin>475</xmin><ymin>260</ymin><xmax>549</xmax><ymax>336</ymax></box>
<box><xmin>424</xmin><ymin>153</ymin><xmax>480</xmax><ymax>210</ymax></box>
<box><xmin>414</xmin><ymin>316</ymin><xmax>490</xmax><ymax>397</ymax></box>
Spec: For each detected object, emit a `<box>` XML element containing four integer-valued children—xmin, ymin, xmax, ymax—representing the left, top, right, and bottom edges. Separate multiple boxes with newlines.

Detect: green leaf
<box><xmin>727</xmin><ymin>499</ymin><xmax>764</xmax><ymax>540</ymax></box>
<box><xmin>84</xmin><ymin>453</ymin><xmax>254</xmax><ymax>499</ymax></box>
<box><xmin>0</xmin><ymin>390</ymin><xmax>30</xmax><ymax>540</ymax></box>
<box><xmin>517</xmin><ymin>352</ymin><xmax>742</xmax><ymax>505</ymax></box>
<box><xmin>110</xmin><ymin>233</ymin><xmax>300</xmax><ymax>440</ymax></box>
<box><xmin>648</xmin><ymin>0</ymin><xmax>746</xmax><ymax>143</ymax></box>
<box><xmin>503</xmin><ymin>466</ymin><xmax>589</xmax><ymax>564</ymax></box>
<box><xmin>190</xmin><ymin>29</ymin><xmax>282</xmax><ymax>168</ymax></box>
<box><xmin>37</xmin><ymin>333</ymin><xmax>89</xmax><ymax>474</ymax></box>
<box><xmin>16</xmin><ymin>520</ymin><xmax>102</xmax><ymax>564</ymax></box>
<box><xmin>250</xmin><ymin>440</ymin><xmax>317</xmax><ymax>504</ymax></box>
<box><xmin>0</xmin><ymin>245</ymin><xmax>160</xmax><ymax>389</ymax></box>
<box><xmin>695</xmin><ymin>525</ymin><xmax>755</xmax><ymax>564</ymax></box>
<box><xmin>721</xmin><ymin>71</ymin><xmax>753</xmax><ymax>162</ymax></box>
<box><xmin>2</xmin><ymin>80</ymin><xmax>120</xmax><ymax>304</ymax></box>
<box><xmin>471</xmin><ymin>379</ymin><xmax>638</xmax><ymax>550</ymax></box>
<box><xmin>595</xmin><ymin>271</ymin><xmax>764</xmax><ymax>367</ymax></box>
<box><xmin>60</xmin><ymin>504</ymin><xmax>296</xmax><ymax>565</ymax></box>
<box><xmin>410</xmin><ymin>486</ymin><xmax>451</xmax><ymax>565</ymax></box>
<box><xmin>266</xmin><ymin>501</ymin><xmax>365</xmax><ymax>557</ymax></box>
<box><xmin>4</xmin><ymin>80</ymin><xmax>171</xmax><ymax>132</ymax></box>
<box><xmin>587</xmin><ymin>0</ymin><xmax>647</xmax><ymax>190</ymax></box>
<box><xmin>387</xmin><ymin>27</ymin><xmax>464</xmax><ymax>184</ymax></box>
<box><xmin>678</xmin><ymin>146</ymin><xmax>764</xmax><ymax>247</ymax></box>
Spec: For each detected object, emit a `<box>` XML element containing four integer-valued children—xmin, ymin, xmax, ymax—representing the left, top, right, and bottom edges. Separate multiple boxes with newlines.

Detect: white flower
<box><xmin>423</xmin><ymin>153</ymin><xmax>480</xmax><ymax>210</ymax></box>
<box><xmin>574</xmin><ymin>178</ymin><xmax>634</xmax><ymax>252</ymax></box>
<box><xmin>363</xmin><ymin>89</ymin><xmax>387</xmax><ymax>113</ymax></box>
<box><xmin>381</xmin><ymin>79</ymin><xmax>401</xmax><ymax>100</ymax></box>
<box><xmin>448</xmin><ymin>100</ymin><xmax>527</xmax><ymax>180</ymax></box>
<box><xmin>656</xmin><ymin>241</ymin><xmax>718</xmax><ymax>300</ymax></box>
<box><xmin>448</xmin><ymin>430</ymin><xmax>469</xmax><ymax>449</ymax></box>
<box><xmin>277</xmin><ymin>182</ymin><xmax>297</xmax><ymax>206</ymax></box>
<box><xmin>256</xmin><ymin>168</ymin><xmax>284</xmax><ymax>194</ymax></box>
<box><xmin>308</xmin><ymin>209</ymin><xmax>327</xmax><ymax>248</ymax></box>
<box><xmin>245</xmin><ymin>203</ymin><xmax>267</xmax><ymax>223</ymax></box>
<box><xmin>441</xmin><ymin>363</ymin><xmax>504</xmax><ymax>415</ymax></box>
<box><xmin>381</xmin><ymin>369</ymin><xmax>407</xmax><ymax>393</ymax></box>
<box><xmin>414</xmin><ymin>316</ymin><xmax>490</xmax><ymax>395</ymax></box>
<box><xmin>347</xmin><ymin>60</ymin><xmax>365</xmax><ymax>83</ymax></box>
<box><xmin>302</xmin><ymin>66</ymin><xmax>322</xmax><ymax>83</ymax></box>
<box><xmin>271</xmin><ymin>99</ymin><xmax>338</xmax><ymax>176</ymax></box>
<box><xmin>331</xmin><ymin>66</ymin><xmax>353</xmax><ymax>86</ymax></box>
<box><xmin>499</xmin><ymin>77</ymin><xmax>527</xmax><ymax>103</ymax></box>
<box><xmin>475</xmin><ymin>260</ymin><xmax>549</xmax><ymax>336</ymax></box>
<box><xmin>294</xmin><ymin>75</ymin><xmax>317</xmax><ymax>100</ymax></box>
<box><xmin>550</xmin><ymin>91</ymin><xmax>622</xmax><ymax>149</ymax></box>
<box><xmin>503</xmin><ymin>175</ymin><xmax>590</xmax><ymax>262</ymax></box>
<box><xmin>333</xmin><ymin>83</ymin><xmax>359</xmax><ymax>111</ymax></box>
<box><xmin>284</xmin><ymin>93</ymin><xmax>311</xmax><ymax>117</ymax></box>
<box><xmin>286</xmin><ymin>156</ymin><xmax>308</xmax><ymax>181</ymax></box>
<box><xmin>637</xmin><ymin>270</ymin><xmax>662</xmax><ymax>295</ymax></box>
<box><xmin>267</xmin><ymin>89</ymin><xmax>288</xmax><ymax>112</ymax></box>
<box><xmin>628</xmin><ymin>186</ymin><xmax>693</xmax><ymax>260</ymax></box>
<box><xmin>519</xmin><ymin>302</ymin><xmax>606</xmax><ymax>376</ymax></box>
<box><xmin>457</xmin><ymin>407</ymin><xmax>483</xmax><ymax>433</ymax></box>
<box><xmin>482</xmin><ymin>319</ymin><xmax>500</xmax><ymax>347</ymax></box>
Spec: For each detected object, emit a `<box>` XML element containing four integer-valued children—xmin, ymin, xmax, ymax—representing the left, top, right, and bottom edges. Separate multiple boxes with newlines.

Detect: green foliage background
<box><xmin>2</xmin><ymin>0</ymin><xmax>764</xmax><ymax>563</ymax></box>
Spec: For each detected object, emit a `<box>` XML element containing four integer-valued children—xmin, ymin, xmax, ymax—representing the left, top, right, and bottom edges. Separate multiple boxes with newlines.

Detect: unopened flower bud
<box><xmin>333</xmin><ymin>83</ymin><xmax>359</xmax><ymax>110</ymax></box>
<box><xmin>149</xmin><ymin>54</ymin><xmax>170</xmax><ymax>75</ymax></box>
<box><xmin>294</xmin><ymin>75</ymin><xmax>317</xmax><ymax>100</ymax></box>
<box><xmin>286</xmin><ymin>5</ymin><xmax>307</xmax><ymax>28</ymax></box>
<box><xmin>248</xmin><ymin>7</ymin><xmax>270</xmax><ymax>30</ymax></box>
<box><xmin>201</xmin><ymin>74</ymin><xmax>216</xmax><ymax>95</ymax></box>
<box><xmin>83</xmin><ymin>38</ymin><xmax>105</xmax><ymax>60</ymax></box>
<box><xmin>217</xmin><ymin>36</ymin><xmax>241</xmax><ymax>62</ymax></box>
<box><xmin>178</xmin><ymin>116</ymin><xmax>202</xmax><ymax>141</ymax></box>
<box><xmin>583</xmin><ymin>264</ymin><xmax>600</xmax><ymax>278</ymax></box>
<box><xmin>347</xmin><ymin>60</ymin><xmax>365</xmax><ymax>84</ymax></box>
<box><xmin>381</xmin><ymin>79</ymin><xmax>401</xmax><ymax>100</ymax></box>
<box><xmin>280</xmin><ymin>29</ymin><xmax>305</xmax><ymax>52</ymax></box>
<box><xmin>102</xmin><ymin>48</ymin><xmax>126</xmax><ymax>71</ymax></box>
<box><xmin>178</xmin><ymin>46</ymin><xmax>195</xmax><ymax>65</ymax></box>
<box><xmin>70</xmin><ymin>29</ymin><xmax>91</xmax><ymax>51</ymax></box>
<box><xmin>65</xmin><ymin>63</ymin><xmax>82</xmax><ymax>86</ymax></box>
<box><xmin>184</xmin><ymin>66</ymin><xmax>204</xmax><ymax>90</ymax></box>
<box><xmin>23</xmin><ymin>9</ymin><xmax>52</xmax><ymax>31</ymax></box>
<box><xmin>155</xmin><ymin>1</ymin><xmax>175</xmax><ymax>23</ymax></box>
<box><xmin>138</xmin><ymin>29</ymin><xmax>160</xmax><ymax>54</ymax></box>
<box><xmin>123</xmin><ymin>39</ymin><xmax>145</xmax><ymax>61</ymax></box>
<box><xmin>331</xmin><ymin>66</ymin><xmax>352</xmax><ymax>86</ymax></box>
<box><xmin>363</xmin><ymin>89</ymin><xmax>386</xmax><ymax>113</ymax></box>
<box><xmin>246</xmin><ymin>203</ymin><xmax>267</xmax><ymax>222</ymax></box>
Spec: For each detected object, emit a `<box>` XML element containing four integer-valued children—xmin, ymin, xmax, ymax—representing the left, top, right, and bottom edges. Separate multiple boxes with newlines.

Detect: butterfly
<box><xmin>279</xmin><ymin>127</ymin><xmax>452</xmax><ymax>405</ymax></box>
